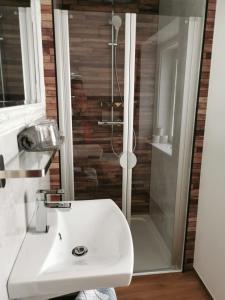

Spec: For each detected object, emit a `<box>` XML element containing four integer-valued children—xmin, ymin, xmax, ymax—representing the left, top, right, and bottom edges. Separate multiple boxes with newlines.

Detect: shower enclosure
<box><xmin>54</xmin><ymin>0</ymin><xmax>206</xmax><ymax>274</ymax></box>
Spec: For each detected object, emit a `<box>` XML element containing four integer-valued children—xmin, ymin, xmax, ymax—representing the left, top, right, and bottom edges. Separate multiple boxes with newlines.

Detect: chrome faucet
<box><xmin>36</xmin><ymin>189</ymin><xmax>71</xmax><ymax>233</ymax></box>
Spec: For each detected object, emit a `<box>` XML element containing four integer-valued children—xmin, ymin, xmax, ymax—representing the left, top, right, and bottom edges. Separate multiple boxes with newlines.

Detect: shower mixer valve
<box><xmin>98</xmin><ymin>120</ymin><xmax>124</xmax><ymax>126</ymax></box>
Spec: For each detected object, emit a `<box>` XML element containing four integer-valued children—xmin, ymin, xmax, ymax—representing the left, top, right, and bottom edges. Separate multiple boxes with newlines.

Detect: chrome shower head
<box><xmin>112</xmin><ymin>15</ymin><xmax>122</xmax><ymax>31</ymax></box>
<box><xmin>111</xmin><ymin>15</ymin><xmax>122</xmax><ymax>45</ymax></box>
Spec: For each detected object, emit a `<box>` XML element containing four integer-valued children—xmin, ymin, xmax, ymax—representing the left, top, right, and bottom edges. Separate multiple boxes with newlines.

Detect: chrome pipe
<box><xmin>111</xmin><ymin>11</ymin><xmax>114</xmax><ymax>123</ymax></box>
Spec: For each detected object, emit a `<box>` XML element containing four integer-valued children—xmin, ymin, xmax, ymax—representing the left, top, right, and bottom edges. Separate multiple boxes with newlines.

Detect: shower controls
<box><xmin>100</xmin><ymin>100</ymin><xmax>123</xmax><ymax>108</ymax></box>
<box><xmin>98</xmin><ymin>121</ymin><xmax>124</xmax><ymax>126</ymax></box>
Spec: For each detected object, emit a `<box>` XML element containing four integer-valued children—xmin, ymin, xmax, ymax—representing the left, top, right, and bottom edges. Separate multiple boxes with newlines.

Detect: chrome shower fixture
<box><xmin>110</xmin><ymin>15</ymin><xmax>122</xmax><ymax>45</ymax></box>
<box><xmin>112</xmin><ymin>15</ymin><xmax>122</xmax><ymax>31</ymax></box>
<box><xmin>71</xmin><ymin>72</ymin><xmax>82</xmax><ymax>80</ymax></box>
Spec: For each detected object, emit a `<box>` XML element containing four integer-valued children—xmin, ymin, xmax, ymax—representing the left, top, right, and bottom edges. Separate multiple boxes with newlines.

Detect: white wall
<box><xmin>0</xmin><ymin>1</ymin><xmax>49</xmax><ymax>298</ymax></box>
<box><xmin>194</xmin><ymin>0</ymin><xmax>225</xmax><ymax>299</ymax></box>
<box><xmin>0</xmin><ymin>126</ymin><xmax>49</xmax><ymax>299</ymax></box>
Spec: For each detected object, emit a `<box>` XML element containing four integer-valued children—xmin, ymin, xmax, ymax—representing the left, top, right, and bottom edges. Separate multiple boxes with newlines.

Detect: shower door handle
<box><xmin>120</xmin><ymin>151</ymin><xmax>137</xmax><ymax>169</ymax></box>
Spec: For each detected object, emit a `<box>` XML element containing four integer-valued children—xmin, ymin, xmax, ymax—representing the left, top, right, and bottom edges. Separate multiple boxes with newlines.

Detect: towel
<box><xmin>75</xmin><ymin>288</ymin><xmax>117</xmax><ymax>300</ymax></box>
<box><xmin>17</xmin><ymin>127</ymin><xmax>40</xmax><ymax>151</ymax></box>
<box><xmin>17</xmin><ymin>120</ymin><xmax>62</xmax><ymax>151</ymax></box>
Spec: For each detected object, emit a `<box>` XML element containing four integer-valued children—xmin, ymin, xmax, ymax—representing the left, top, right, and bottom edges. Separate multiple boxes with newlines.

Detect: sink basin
<box><xmin>8</xmin><ymin>199</ymin><xmax>133</xmax><ymax>299</ymax></box>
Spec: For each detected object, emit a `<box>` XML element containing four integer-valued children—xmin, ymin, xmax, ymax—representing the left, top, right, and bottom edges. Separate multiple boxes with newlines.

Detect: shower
<box><xmin>54</xmin><ymin>1</ymin><xmax>207</xmax><ymax>274</ymax></box>
<box><xmin>111</xmin><ymin>15</ymin><xmax>122</xmax><ymax>45</ymax></box>
<box><xmin>110</xmin><ymin>14</ymin><xmax>124</xmax><ymax>157</ymax></box>
<box><xmin>110</xmin><ymin>14</ymin><xmax>123</xmax><ymax>103</ymax></box>
<box><xmin>97</xmin><ymin>13</ymin><xmax>124</xmax><ymax>157</ymax></box>
<box><xmin>98</xmin><ymin>13</ymin><xmax>136</xmax><ymax>157</ymax></box>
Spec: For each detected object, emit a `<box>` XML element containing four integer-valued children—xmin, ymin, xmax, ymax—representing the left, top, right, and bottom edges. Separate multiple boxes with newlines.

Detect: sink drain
<box><xmin>72</xmin><ymin>246</ymin><xmax>88</xmax><ymax>257</ymax></box>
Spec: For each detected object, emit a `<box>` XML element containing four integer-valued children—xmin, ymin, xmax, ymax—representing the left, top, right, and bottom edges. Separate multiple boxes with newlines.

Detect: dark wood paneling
<box><xmin>132</xmin><ymin>14</ymin><xmax>158</xmax><ymax>213</ymax></box>
<box><xmin>116</xmin><ymin>272</ymin><xmax>212</xmax><ymax>300</ymax></box>
<box><xmin>69</xmin><ymin>11</ymin><xmax>157</xmax><ymax>212</ymax></box>
<box><xmin>0</xmin><ymin>1</ymin><xmax>30</xmax><ymax>7</ymax></box>
<box><xmin>41</xmin><ymin>0</ymin><xmax>61</xmax><ymax>192</ymax></box>
<box><xmin>55</xmin><ymin>0</ymin><xmax>159</xmax><ymax>14</ymax></box>
<box><xmin>70</xmin><ymin>11</ymin><xmax>123</xmax><ymax>206</ymax></box>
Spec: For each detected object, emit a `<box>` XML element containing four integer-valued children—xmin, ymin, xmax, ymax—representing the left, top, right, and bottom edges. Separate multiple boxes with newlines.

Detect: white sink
<box><xmin>8</xmin><ymin>199</ymin><xmax>133</xmax><ymax>300</ymax></box>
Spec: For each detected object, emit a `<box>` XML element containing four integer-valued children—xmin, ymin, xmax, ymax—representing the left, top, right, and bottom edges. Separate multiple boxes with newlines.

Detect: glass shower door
<box><xmin>55</xmin><ymin>9</ymin><xmax>127</xmax><ymax>209</ymax></box>
<box><xmin>54</xmin><ymin>1</ymin><xmax>206</xmax><ymax>275</ymax></box>
<box><xmin>70</xmin><ymin>11</ymin><xmax>126</xmax><ymax>209</ymax></box>
<box><xmin>128</xmin><ymin>14</ymin><xmax>205</xmax><ymax>272</ymax></box>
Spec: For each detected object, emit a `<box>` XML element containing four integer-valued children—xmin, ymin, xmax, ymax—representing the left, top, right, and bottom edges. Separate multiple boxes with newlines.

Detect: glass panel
<box><xmin>131</xmin><ymin>11</ymin><xmax>206</xmax><ymax>273</ymax></box>
<box><xmin>54</xmin><ymin>0</ymin><xmax>207</xmax><ymax>275</ymax></box>
<box><xmin>68</xmin><ymin>10</ymin><xmax>125</xmax><ymax>208</ymax></box>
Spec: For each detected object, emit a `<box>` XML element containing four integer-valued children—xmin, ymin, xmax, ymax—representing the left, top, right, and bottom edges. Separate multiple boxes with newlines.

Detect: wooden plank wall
<box><xmin>60</xmin><ymin>0</ymin><xmax>159</xmax><ymax>14</ymax></box>
<box><xmin>41</xmin><ymin>0</ymin><xmax>61</xmax><ymax>192</ymax></box>
<box><xmin>69</xmin><ymin>11</ymin><xmax>124</xmax><ymax>206</ymax></box>
<box><xmin>133</xmin><ymin>14</ymin><xmax>158</xmax><ymax>212</ymax></box>
<box><xmin>69</xmin><ymin>11</ymin><xmax>158</xmax><ymax>212</ymax></box>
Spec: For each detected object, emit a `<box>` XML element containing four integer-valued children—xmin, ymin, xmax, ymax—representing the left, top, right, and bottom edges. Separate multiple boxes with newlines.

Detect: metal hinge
<box><xmin>0</xmin><ymin>155</ymin><xmax>6</xmax><ymax>188</ymax></box>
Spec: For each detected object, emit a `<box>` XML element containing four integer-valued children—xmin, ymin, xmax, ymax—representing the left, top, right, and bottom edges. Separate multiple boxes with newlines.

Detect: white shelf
<box><xmin>151</xmin><ymin>143</ymin><xmax>172</xmax><ymax>156</ymax></box>
<box><xmin>0</xmin><ymin>150</ymin><xmax>56</xmax><ymax>179</ymax></box>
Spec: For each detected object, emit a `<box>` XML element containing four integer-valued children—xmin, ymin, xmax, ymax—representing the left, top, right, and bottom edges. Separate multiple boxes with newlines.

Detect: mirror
<box><xmin>0</xmin><ymin>0</ymin><xmax>41</xmax><ymax>108</ymax></box>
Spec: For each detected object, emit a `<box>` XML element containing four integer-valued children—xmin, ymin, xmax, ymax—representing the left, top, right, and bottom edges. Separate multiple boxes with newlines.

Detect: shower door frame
<box><xmin>54</xmin><ymin>9</ymin><xmax>204</xmax><ymax>274</ymax></box>
<box><xmin>54</xmin><ymin>9</ymin><xmax>137</xmax><ymax>214</ymax></box>
<box><xmin>122</xmin><ymin>13</ymin><xmax>136</xmax><ymax>223</ymax></box>
<box><xmin>54</xmin><ymin>9</ymin><xmax>74</xmax><ymax>202</ymax></box>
